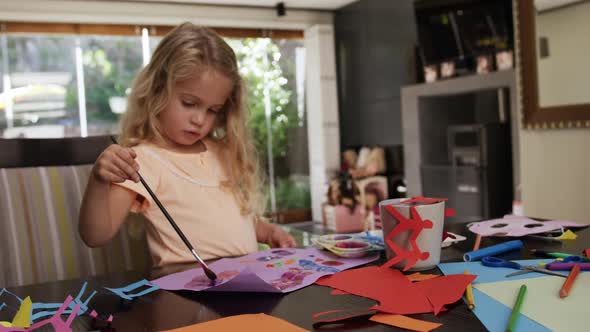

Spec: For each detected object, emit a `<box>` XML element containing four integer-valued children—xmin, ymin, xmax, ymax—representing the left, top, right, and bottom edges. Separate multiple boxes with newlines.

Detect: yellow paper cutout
<box><xmin>0</xmin><ymin>321</ymin><xmax>13</xmax><ymax>327</ymax></box>
<box><xmin>12</xmin><ymin>296</ymin><xmax>32</xmax><ymax>328</ymax></box>
<box><xmin>556</xmin><ymin>230</ymin><xmax>577</xmax><ymax>240</ymax></box>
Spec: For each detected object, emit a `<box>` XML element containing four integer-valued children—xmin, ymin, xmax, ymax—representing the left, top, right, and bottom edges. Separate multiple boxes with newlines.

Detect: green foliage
<box><xmin>273</xmin><ymin>177</ymin><xmax>311</xmax><ymax>210</ymax></box>
<box><xmin>228</xmin><ymin>38</ymin><xmax>299</xmax><ymax>167</ymax></box>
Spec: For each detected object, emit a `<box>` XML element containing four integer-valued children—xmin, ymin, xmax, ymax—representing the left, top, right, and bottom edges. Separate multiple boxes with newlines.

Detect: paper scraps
<box><xmin>316</xmin><ymin>266</ymin><xmax>475</xmax><ymax>315</ymax></box>
<box><xmin>161</xmin><ymin>313</ymin><xmax>307</xmax><ymax>332</ymax></box>
<box><xmin>104</xmin><ymin>279</ymin><xmax>160</xmax><ymax>301</ymax></box>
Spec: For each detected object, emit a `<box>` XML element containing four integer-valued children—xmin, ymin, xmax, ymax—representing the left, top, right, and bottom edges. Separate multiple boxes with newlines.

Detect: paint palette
<box><xmin>313</xmin><ymin>231</ymin><xmax>384</xmax><ymax>258</ymax></box>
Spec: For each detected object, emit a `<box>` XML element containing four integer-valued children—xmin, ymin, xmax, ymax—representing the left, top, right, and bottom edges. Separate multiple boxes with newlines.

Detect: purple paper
<box><xmin>151</xmin><ymin>248</ymin><xmax>378</xmax><ymax>293</ymax></box>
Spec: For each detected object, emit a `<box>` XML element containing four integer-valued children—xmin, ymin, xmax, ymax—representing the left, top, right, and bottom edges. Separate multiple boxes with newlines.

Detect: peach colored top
<box><xmin>115</xmin><ymin>138</ymin><xmax>258</xmax><ymax>267</ymax></box>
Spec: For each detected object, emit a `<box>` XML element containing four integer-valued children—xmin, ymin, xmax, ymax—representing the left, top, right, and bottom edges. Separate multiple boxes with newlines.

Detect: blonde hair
<box><xmin>119</xmin><ymin>22</ymin><xmax>265</xmax><ymax>216</ymax></box>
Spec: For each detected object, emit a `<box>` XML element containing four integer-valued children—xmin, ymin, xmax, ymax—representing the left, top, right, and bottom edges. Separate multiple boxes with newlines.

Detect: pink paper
<box><xmin>151</xmin><ymin>248</ymin><xmax>378</xmax><ymax>293</ymax></box>
<box><xmin>467</xmin><ymin>216</ymin><xmax>587</xmax><ymax>237</ymax></box>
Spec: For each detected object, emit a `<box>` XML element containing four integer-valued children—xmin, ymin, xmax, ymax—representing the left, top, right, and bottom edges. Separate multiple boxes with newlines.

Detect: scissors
<box><xmin>481</xmin><ymin>256</ymin><xmax>568</xmax><ymax>278</ymax></box>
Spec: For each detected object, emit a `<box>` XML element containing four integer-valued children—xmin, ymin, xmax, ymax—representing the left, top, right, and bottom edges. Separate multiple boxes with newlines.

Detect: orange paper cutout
<box><xmin>370</xmin><ymin>313</ymin><xmax>442</xmax><ymax>332</ymax></box>
<box><xmin>406</xmin><ymin>272</ymin><xmax>440</xmax><ymax>282</ymax></box>
<box><xmin>163</xmin><ymin>314</ymin><xmax>307</xmax><ymax>332</ymax></box>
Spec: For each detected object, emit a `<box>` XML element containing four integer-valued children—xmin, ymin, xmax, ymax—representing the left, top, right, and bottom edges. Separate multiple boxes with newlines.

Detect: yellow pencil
<box><xmin>464</xmin><ymin>269</ymin><xmax>475</xmax><ymax>310</ymax></box>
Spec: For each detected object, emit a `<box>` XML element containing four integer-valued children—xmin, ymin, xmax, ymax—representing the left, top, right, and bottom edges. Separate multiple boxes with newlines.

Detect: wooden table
<box><xmin>2</xmin><ymin>222</ymin><xmax>588</xmax><ymax>331</ymax></box>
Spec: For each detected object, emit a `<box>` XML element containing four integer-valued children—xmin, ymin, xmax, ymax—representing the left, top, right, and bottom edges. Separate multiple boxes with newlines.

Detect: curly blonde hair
<box><xmin>119</xmin><ymin>22</ymin><xmax>265</xmax><ymax>216</ymax></box>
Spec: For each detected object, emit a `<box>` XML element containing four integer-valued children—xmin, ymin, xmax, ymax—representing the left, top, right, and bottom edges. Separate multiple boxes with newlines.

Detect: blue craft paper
<box><xmin>31</xmin><ymin>282</ymin><xmax>97</xmax><ymax>322</ymax></box>
<box><xmin>437</xmin><ymin>259</ymin><xmax>553</xmax><ymax>284</ymax></box>
<box><xmin>439</xmin><ymin>259</ymin><xmax>553</xmax><ymax>332</ymax></box>
<box><xmin>104</xmin><ymin>279</ymin><xmax>160</xmax><ymax>300</ymax></box>
<box><xmin>471</xmin><ymin>288</ymin><xmax>549</xmax><ymax>332</ymax></box>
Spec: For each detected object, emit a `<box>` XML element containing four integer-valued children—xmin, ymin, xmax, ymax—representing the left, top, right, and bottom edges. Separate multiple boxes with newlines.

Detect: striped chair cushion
<box><xmin>0</xmin><ymin>165</ymin><xmax>149</xmax><ymax>288</ymax></box>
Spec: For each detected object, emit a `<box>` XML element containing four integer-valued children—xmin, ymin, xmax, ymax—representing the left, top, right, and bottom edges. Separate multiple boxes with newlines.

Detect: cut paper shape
<box><xmin>470</xmin><ymin>288</ymin><xmax>549</xmax><ymax>332</ymax></box>
<box><xmin>316</xmin><ymin>266</ymin><xmax>475</xmax><ymax>315</ymax></box>
<box><xmin>152</xmin><ymin>248</ymin><xmax>378</xmax><ymax>293</ymax></box>
<box><xmin>555</xmin><ymin>229</ymin><xmax>577</xmax><ymax>240</ymax></box>
<box><xmin>585</xmin><ymin>248</ymin><xmax>590</xmax><ymax>258</ymax></box>
<box><xmin>330</xmin><ymin>289</ymin><xmax>349</xmax><ymax>295</ymax></box>
<box><xmin>370</xmin><ymin>313</ymin><xmax>442</xmax><ymax>332</ymax></box>
<box><xmin>11</xmin><ymin>297</ymin><xmax>32</xmax><ymax>328</ymax></box>
<box><xmin>475</xmin><ymin>274</ymin><xmax>590</xmax><ymax>332</ymax></box>
<box><xmin>161</xmin><ymin>313</ymin><xmax>307</xmax><ymax>332</ymax></box>
<box><xmin>0</xmin><ymin>296</ymin><xmax>83</xmax><ymax>332</ymax></box>
<box><xmin>467</xmin><ymin>215</ymin><xmax>587</xmax><ymax>237</ymax></box>
<box><xmin>413</xmin><ymin>274</ymin><xmax>474</xmax><ymax>315</ymax></box>
<box><xmin>406</xmin><ymin>273</ymin><xmax>439</xmax><ymax>282</ymax></box>
<box><xmin>383</xmin><ymin>205</ymin><xmax>433</xmax><ymax>271</ymax></box>
<box><xmin>437</xmin><ymin>259</ymin><xmax>553</xmax><ymax>284</ymax></box>
<box><xmin>31</xmin><ymin>282</ymin><xmax>97</xmax><ymax>322</ymax></box>
<box><xmin>441</xmin><ymin>232</ymin><xmax>466</xmax><ymax>248</ymax></box>
<box><xmin>104</xmin><ymin>279</ymin><xmax>160</xmax><ymax>300</ymax></box>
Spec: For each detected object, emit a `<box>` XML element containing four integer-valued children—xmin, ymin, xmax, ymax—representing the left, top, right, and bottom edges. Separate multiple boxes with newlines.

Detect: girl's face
<box><xmin>159</xmin><ymin>69</ymin><xmax>233</xmax><ymax>149</ymax></box>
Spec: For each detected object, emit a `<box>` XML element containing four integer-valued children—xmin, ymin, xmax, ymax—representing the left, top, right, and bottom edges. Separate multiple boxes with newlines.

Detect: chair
<box><xmin>0</xmin><ymin>136</ymin><xmax>149</xmax><ymax>288</ymax></box>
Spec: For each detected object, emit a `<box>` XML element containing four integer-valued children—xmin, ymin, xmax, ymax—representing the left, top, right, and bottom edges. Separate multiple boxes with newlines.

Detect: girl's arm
<box><xmin>79</xmin><ymin>145</ymin><xmax>140</xmax><ymax>247</ymax></box>
<box><xmin>255</xmin><ymin>220</ymin><xmax>297</xmax><ymax>248</ymax></box>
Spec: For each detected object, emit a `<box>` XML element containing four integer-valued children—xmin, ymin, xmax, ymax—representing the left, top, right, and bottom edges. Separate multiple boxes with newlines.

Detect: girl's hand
<box><xmin>268</xmin><ymin>225</ymin><xmax>297</xmax><ymax>248</ymax></box>
<box><xmin>93</xmin><ymin>144</ymin><xmax>140</xmax><ymax>183</ymax></box>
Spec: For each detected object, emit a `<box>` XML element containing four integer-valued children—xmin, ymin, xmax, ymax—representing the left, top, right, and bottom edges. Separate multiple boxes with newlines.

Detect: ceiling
<box><xmin>125</xmin><ymin>0</ymin><xmax>359</xmax><ymax>10</ymax></box>
<box><xmin>535</xmin><ymin>0</ymin><xmax>586</xmax><ymax>11</ymax></box>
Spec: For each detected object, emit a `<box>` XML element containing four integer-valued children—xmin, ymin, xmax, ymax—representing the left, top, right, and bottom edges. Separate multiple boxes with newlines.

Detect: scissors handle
<box><xmin>562</xmin><ymin>256</ymin><xmax>584</xmax><ymax>263</ymax></box>
<box><xmin>482</xmin><ymin>257</ymin><xmax>522</xmax><ymax>269</ymax></box>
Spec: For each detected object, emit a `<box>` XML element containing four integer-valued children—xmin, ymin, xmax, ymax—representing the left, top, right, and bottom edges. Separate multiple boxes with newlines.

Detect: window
<box><xmin>0</xmin><ymin>23</ymin><xmax>310</xmax><ymax>221</ymax></box>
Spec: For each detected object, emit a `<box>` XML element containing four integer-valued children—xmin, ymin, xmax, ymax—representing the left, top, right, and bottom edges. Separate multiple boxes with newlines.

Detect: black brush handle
<box><xmin>109</xmin><ymin>136</ymin><xmax>195</xmax><ymax>252</ymax></box>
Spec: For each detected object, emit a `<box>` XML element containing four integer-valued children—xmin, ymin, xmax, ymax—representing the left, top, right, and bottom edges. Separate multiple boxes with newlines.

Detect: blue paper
<box><xmin>471</xmin><ymin>288</ymin><xmax>549</xmax><ymax>332</ymax></box>
<box><xmin>31</xmin><ymin>282</ymin><xmax>97</xmax><ymax>322</ymax></box>
<box><xmin>438</xmin><ymin>259</ymin><xmax>553</xmax><ymax>284</ymax></box>
<box><xmin>104</xmin><ymin>279</ymin><xmax>159</xmax><ymax>300</ymax></box>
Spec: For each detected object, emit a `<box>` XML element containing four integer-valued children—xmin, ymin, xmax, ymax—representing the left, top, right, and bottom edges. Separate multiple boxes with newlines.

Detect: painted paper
<box><xmin>151</xmin><ymin>248</ymin><xmax>378</xmax><ymax>293</ymax></box>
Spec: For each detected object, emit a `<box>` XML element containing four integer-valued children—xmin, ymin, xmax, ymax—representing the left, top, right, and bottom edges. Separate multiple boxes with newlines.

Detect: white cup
<box><xmin>379</xmin><ymin>198</ymin><xmax>445</xmax><ymax>271</ymax></box>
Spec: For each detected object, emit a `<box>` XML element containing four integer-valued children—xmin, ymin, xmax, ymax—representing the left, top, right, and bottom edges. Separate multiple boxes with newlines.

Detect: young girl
<box><xmin>79</xmin><ymin>23</ymin><xmax>295</xmax><ymax>268</ymax></box>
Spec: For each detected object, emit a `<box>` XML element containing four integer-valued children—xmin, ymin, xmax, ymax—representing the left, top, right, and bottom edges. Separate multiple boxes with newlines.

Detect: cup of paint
<box><xmin>379</xmin><ymin>198</ymin><xmax>446</xmax><ymax>271</ymax></box>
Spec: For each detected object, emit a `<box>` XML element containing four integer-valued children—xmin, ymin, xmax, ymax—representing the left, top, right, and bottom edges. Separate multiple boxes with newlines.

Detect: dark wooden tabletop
<box><xmin>2</xmin><ymin>222</ymin><xmax>588</xmax><ymax>332</ymax></box>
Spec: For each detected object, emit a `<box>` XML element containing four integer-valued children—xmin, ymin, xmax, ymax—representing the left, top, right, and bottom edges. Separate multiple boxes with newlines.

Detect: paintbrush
<box><xmin>110</xmin><ymin>136</ymin><xmax>217</xmax><ymax>281</ymax></box>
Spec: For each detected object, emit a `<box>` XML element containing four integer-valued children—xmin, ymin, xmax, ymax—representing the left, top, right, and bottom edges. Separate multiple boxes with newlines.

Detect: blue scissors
<box><xmin>481</xmin><ymin>256</ymin><xmax>567</xmax><ymax>278</ymax></box>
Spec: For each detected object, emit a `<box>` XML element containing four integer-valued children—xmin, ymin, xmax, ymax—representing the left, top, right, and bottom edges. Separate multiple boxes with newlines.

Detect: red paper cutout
<box><xmin>330</xmin><ymin>289</ymin><xmax>349</xmax><ymax>295</ymax></box>
<box><xmin>444</xmin><ymin>208</ymin><xmax>455</xmax><ymax>217</ymax></box>
<box><xmin>585</xmin><ymin>248</ymin><xmax>590</xmax><ymax>259</ymax></box>
<box><xmin>413</xmin><ymin>274</ymin><xmax>476</xmax><ymax>315</ymax></box>
<box><xmin>401</xmin><ymin>196</ymin><xmax>447</xmax><ymax>205</ymax></box>
<box><xmin>316</xmin><ymin>266</ymin><xmax>476</xmax><ymax>316</ymax></box>
<box><xmin>383</xmin><ymin>205</ymin><xmax>433</xmax><ymax>271</ymax></box>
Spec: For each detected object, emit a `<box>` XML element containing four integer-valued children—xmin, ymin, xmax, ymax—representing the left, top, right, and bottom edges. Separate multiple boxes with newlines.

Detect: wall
<box><xmin>0</xmin><ymin>0</ymin><xmax>332</xmax><ymax>29</ymax></box>
<box><xmin>335</xmin><ymin>0</ymin><xmax>417</xmax><ymax>148</ymax></box>
<box><xmin>536</xmin><ymin>1</ymin><xmax>590</xmax><ymax>107</ymax></box>
<box><xmin>520</xmin><ymin>129</ymin><xmax>590</xmax><ymax>223</ymax></box>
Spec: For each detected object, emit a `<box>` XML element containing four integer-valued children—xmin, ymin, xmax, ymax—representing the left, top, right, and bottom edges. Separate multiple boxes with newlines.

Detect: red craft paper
<box><xmin>316</xmin><ymin>266</ymin><xmax>476</xmax><ymax>316</ymax></box>
<box><xmin>585</xmin><ymin>248</ymin><xmax>590</xmax><ymax>259</ymax></box>
<box><xmin>316</xmin><ymin>266</ymin><xmax>433</xmax><ymax>315</ymax></box>
<box><xmin>413</xmin><ymin>274</ymin><xmax>476</xmax><ymax>315</ymax></box>
<box><xmin>330</xmin><ymin>289</ymin><xmax>349</xmax><ymax>295</ymax></box>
